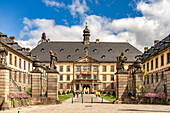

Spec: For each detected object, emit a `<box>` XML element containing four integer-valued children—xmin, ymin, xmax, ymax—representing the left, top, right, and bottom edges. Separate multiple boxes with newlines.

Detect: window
<box><xmin>93</xmin><ymin>66</ymin><xmax>97</xmax><ymax>72</ymax></box>
<box><xmin>28</xmin><ymin>75</ymin><xmax>30</xmax><ymax>84</ymax></box>
<box><xmin>76</xmin><ymin>84</ymin><xmax>79</xmax><ymax>90</ymax></box>
<box><xmin>111</xmin><ymin>75</ymin><xmax>114</xmax><ymax>81</ymax></box>
<box><xmin>67</xmin><ymin>75</ymin><xmax>70</xmax><ymax>81</ymax></box>
<box><xmin>87</xmin><ymin>66</ymin><xmax>90</xmax><ymax>72</ymax></box>
<box><xmin>156</xmin><ymin>73</ymin><xmax>158</xmax><ymax>82</ymax></box>
<box><xmin>147</xmin><ymin>75</ymin><xmax>149</xmax><ymax>84</ymax></box>
<box><xmin>151</xmin><ymin>74</ymin><xmax>153</xmax><ymax>83</ymax></box>
<box><xmin>19</xmin><ymin>58</ymin><xmax>22</xmax><ymax>68</ymax></box>
<box><xmin>67</xmin><ymin>83</ymin><xmax>70</xmax><ymax>89</ymax></box>
<box><xmin>161</xmin><ymin>54</ymin><xmax>164</xmax><ymax>66</ymax></box>
<box><xmin>76</xmin><ymin>66</ymin><xmax>80</xmax><ymax>72</ymax></box>
<box><xmin>167</xmin><ymin>52</ymin><xmax>170</xmax><ymax>64</ymax></box>
<box><xmin>155</xmin><ymin>58</ymin><xmax>158</xmax><ymax>68</ymax></box>
<box><xmin>161</xmin><ymin>71</ymin><xmax>164</xmax><ymax>80</ymax></box>
<box><xmin>14</xmin><ymin>72</ymin><xmax>17</xmax><ymax>81</ymax></box>
<box><xmin>67</xmin><ymin>66</ymin><xmax>70</xmax><ymax>72</ymax></box>
<box><xmin>28</xmin><ymin>63</ymin><xmax>30</xmax><ymax>71</ymax></box>
<box><xmin>94</xmin><ymin>75</ymin><xmax>97</xmax><ymax>79</ymax></box>
<box><xmin>60</xmin><ymin>83</ymin><xmax>63</xmax><ymax>89</ymax></box>
<box><xmin>60</xmin><ymin>66</ymin><xmax>63</xmax><ymax>72</ymax></box>
<box><xmin>9</xmin><ymin>54</ymin><xmax>12</xmax><ymax>65</ymax></box>
<box><xmin>76</xmin><ymin>75</ymin><xmax>79</xmax><ymax>79</ymax></box>
<box><xmin>103</xmin><ymin>83</ymin><xmax>106</xmax><ymax>89</ymax></box>
<box><xmin>24</xmin><ymin>61</ymin><xmax>26</xmax><ymax>70</ymax></box>
<box><xmin>143</xmin><ymin>64</ymin><xmax>145</xmax><ymax>71</ymax></box>
<box><xmin>19</xmin><ymin>72</ymin><xmax>21</xmax><ymax>83</ymax></box>
<box><xmin>14</xmin><ymin>56</ymin><xmax>17</xmax><ymax>67</ymax></box>
<box><xmin>103</xmin><ymin>66</ymin><xmax>106</xmax><ymax>72</ymax></box>
<box><xmin>103</xmin><ymin>75</ymin><xmax>106</xmax><ymax>81</ymax></box>
<box><xmin>83</xmin><ymin>66</ymin><xmax>86</xmax><ymax>72</ymax></box>
<box><xmin>60</xmin><ymin>75</ymin><xmax>63</xmax><ymax>81</ymax></box>
<box><xmin>147</xmin><ymin>62</ymin><xmax>149</xmax><ymax>72</ymax></box>
<box><xmin>9</xmin><ymin>71</ymin><xmax>11</xmax><ymax>79</ymax></box>
<box><xmin>111</xmin><ymin>83</ymin><xmax>114</xmax><ymax>89</ymax></box>
<box><xmin>94</xmin><ymin>84</ymin><xmax>97</xmax><ymax>90</ymax></box>
<box><xmin>83</xmin><ymin>75</ymin><xmax>86</xmax><ymax>79</ymax></box>
<box><xmin>111</xmin><ymin>66</ymin><xmax>114</xmax><ymax>72</ymax></box>
<box><xmin>151</xmin><ymin>60</ymin><xmax>153</xmax><ymax>70</ymax></box>
<box><xmin>23</xmin><ymin>74</ymin><xmax>26</xmax><ymax>83</ymax></box>
<box><xmin>87</xmin><ymin>75</ymin><xmax>90</xmax><ymax>79</ymax></box>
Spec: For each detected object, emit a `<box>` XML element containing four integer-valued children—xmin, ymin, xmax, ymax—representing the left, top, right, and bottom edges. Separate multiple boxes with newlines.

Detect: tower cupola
<box><xmin>83</xmin><ymin>22</ymin><xmax>90</xmax><ymax>45</ymax></box>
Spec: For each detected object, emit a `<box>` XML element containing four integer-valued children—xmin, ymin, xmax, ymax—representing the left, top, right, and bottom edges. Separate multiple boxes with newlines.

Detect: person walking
<box><xmin>95</xmin><ymin>91</ymin><xmax>98</xmax><ymax>98</ymax></box>
<box><xmin>73</xmin><ymin>91</ymin><xmax>75</xmax><ymax>97</ymax></box>
<box><xmin>98</xmin><ymin>91</ymin><xmax>100</xmax><ymax>97</ymax></box>
<box><xmin>76</xmin><ymin>91</ymin><xmax>79</xmax><ymax>98</ymax></box>
<box><xmin>81</xmin><ymin>91</ymin><xmax>83</xmax><ymax>97</ymax></box>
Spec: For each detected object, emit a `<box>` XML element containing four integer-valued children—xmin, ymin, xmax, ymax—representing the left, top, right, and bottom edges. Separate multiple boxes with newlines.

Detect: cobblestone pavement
<box><xmin>1</xmin><ymin>94</ymin><xmax>170</xmax><ymax>113</ymax></box>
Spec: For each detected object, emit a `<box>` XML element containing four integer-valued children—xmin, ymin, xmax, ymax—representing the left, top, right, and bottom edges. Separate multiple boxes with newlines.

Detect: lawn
<box><xmin>58</xmin><ymin>93</ymin><xmax>73</xmax><ymax>101</ymax></box>
<box><xmin>100</xmin><ymin>94</ymin><xmax>116</xmax><ymax>101</ymax></box>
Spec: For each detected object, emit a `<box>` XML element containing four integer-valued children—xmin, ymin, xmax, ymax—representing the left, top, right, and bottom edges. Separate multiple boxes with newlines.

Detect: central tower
<box><xmin>83</xmin><ymin>22</ymin><xmax>90</xmax><ymax>45</ymax></box>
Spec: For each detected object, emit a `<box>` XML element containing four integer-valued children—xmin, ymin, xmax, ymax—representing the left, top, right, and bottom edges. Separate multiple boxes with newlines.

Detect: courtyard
<box><xmin>1</xmin><ymin>94</ymin><xmax>170</xmax><ymax>113</ymax></box>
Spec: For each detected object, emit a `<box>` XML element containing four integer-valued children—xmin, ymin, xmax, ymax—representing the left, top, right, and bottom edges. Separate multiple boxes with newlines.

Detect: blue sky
<box><xmin>0</xmin><ymin>0</ymin><xmax>170</xmax><ymax>51</ymax></box>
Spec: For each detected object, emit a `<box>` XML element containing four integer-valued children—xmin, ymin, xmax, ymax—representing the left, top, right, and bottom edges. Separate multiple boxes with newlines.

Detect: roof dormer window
<box><xmin>93</xmin><ymin>49</ymin><xmax>97</xmax><ymax>52</ymax></box>
<box><xmin>67</xmin><ymin>55</ymin><xmax>71</xmax><ymax>58</ymax></box>
<box><xmin>41</xmin><ymin>48</ymin><xmax>44</xmax><ymax>52</ymax></box>
<box><xmin>108</xmin><ymin>49</ymin><xmax>112</xmax><ymax>52</ymax></box>
<box><xmin>75</xmin><ymin>49</ymin><xmax>79</xmax><ymax>52</ymax></box>
<box><xmin>60</xmin><ymin>49</ymin><xmax>64</xmax><ymax>52</ymax></box>
<box><xmin>101</xmin><ymin>55</ymin><xmax>105</xmax><ymax>59</ymax></box>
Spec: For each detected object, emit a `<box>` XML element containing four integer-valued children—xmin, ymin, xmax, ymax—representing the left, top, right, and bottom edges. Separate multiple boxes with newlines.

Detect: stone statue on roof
<box><xmin>49</xmin><ymin>50</ymin><xmax>57</xmax><ymax>70</ymax></box>
<box><xmin>0</xmin><ymin>43</ymin><xmax>8</xmax><ymax>65</ymax></box>
<box><xmin>116</xmin><ymin>52</ymin><xmax>127</xmax><ymax>71</ymax></box>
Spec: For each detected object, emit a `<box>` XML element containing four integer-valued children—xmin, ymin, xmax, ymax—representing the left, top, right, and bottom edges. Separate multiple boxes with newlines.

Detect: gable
<box><xmin>75</xmin><ymin>56</ymin><xmax>98</xmax><ymax>63</ymax></box>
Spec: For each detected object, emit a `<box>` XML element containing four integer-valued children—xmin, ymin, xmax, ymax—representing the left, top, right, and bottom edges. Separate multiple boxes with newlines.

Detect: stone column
<box><xmin>0</xmin><ymin>65</ymin><xmax>10</xmax><ymax>110</ymax></box>
<box><xmin>115</xmin><ymin>70</ymin><xmax>128</xmax><ymax>104</ymax></box>
<box><xmin>135</xmin><ymin>70</ymin><xmax>143</xmax><ymax>98</ymax></box>
<box><xmin>47</xmin><ymin>70</ymin><xmax>59</xmax><ymax>101</ymax></box>
<box><xmin>91</xmin><ymin>83</ymin><xmax>94</xmax><ymax>93</ymax></box>
<box><xmin>166</xmin><ymin>69</ymin><xmax>170</xmax><ymax>104</ymax></box>
<box><xmin>79</xmin><ymin>84</ymin><xmax>82</xmax><ymax>92</ymax></box>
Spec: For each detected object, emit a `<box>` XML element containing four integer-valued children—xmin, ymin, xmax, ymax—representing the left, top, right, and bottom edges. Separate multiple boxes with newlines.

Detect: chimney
<box><xmin>10</xmin><ymin>36</ymin><xmax>15</xmax><ymax>42</ymax></box>
<box><xmin>96</xmin><ymin>39</ymin><xmax>99</xmax><ymax>44</ymax></box>
<box><xmin>154</xmin><ymin>40</ymin><xmax>159</xmax><ymax>45</ymax></box>
<box><xmin>26</xmin><ymin>48</ymin><xmax>30</xmax><ymax>52</ymax></box>
<box><xmin>144</xmin><ymin>47</ymin><xmax>148</xmax><ymax>52</ymax></box>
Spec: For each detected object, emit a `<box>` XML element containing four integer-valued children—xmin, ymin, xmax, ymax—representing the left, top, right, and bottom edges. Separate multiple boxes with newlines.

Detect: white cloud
<box><xmin>42</xmin><ymin>0</ymin><xmax>65</xmax><ymax>8</ymax></box>
<box><xmin>68</xmin><ymin>0</ymin><xmax>89</xmax><ymax>18</ymax></box>
<box><xmin>18</xmin><ymin>0</ymin><xmax>170</xmax><ymax>52</ymax></box>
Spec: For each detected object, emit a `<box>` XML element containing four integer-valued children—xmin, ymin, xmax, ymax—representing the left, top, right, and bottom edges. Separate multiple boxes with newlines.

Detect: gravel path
<box><xmin>1</xmin><ymin>94</ymin><xmax>170</xmax><ymax>113</ymax></box>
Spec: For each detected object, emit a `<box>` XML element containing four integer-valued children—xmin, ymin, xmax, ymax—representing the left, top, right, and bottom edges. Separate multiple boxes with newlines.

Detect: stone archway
<box><xmin>83</xmin><ymin>84</ymin><xmax>90</xmax><ymax>94</ymax></box>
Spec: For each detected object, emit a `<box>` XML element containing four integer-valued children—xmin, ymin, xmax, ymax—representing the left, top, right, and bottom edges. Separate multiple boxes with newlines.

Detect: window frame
<box><xmin>102</xmin><ymin>66</ymin><xmax>106</xmax><ymax>72</ymax></box>
<box><xmin>110</xmin><ymin>65</ymin><xmax>114</xmax><ymax>72</ymax></box>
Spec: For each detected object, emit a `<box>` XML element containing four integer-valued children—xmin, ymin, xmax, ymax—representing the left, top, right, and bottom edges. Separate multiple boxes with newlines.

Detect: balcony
<box><xmin>75</xmin><ymin>79</ymin><xmax>97</xmax><ymax>82</ymax></box>
<box><xmin>81</xmin><ymin>71</ymin><xmax>91</xmax><ymax>75</ymax></box>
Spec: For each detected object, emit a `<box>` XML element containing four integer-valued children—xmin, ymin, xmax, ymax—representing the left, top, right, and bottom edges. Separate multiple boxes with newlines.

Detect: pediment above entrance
<box><xmin>74</xmin><ymin>56</ymin><xmax>98</xmax><ymax>63</ymax></box>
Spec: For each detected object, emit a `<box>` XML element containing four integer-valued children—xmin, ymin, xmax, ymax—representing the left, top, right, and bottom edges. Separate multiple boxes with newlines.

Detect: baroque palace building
<box><xmin>31</xmin><ymin>24</ymin><xmax>142</xmax><ymax>93</ymax></box>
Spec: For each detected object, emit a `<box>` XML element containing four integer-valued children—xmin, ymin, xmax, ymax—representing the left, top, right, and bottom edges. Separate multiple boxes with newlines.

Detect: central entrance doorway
<box><xmin>83</xmin><ymin>85</ymin><xmax>90</xmax><ymax>94</ymax></box>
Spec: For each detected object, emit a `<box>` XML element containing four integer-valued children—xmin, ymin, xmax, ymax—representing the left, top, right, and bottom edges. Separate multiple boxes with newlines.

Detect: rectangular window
<box><xmin>151</xmin><ymin>74</ymin><xmax>153</xmax><ymax>83</ymax></box>
<box><xmin>14</xmin><ymin>56</ymin><xmax>17</xmax><ymax>67</ymax></box>
<box><xmin>60</xmin><ymin>83</ymin><xmax>63</xmax><ymax>89</ymax></box>
<box><xmin>161</xmin><ymin>71</ymin><xmax>164</xmax><ymax>80</ymax></box>
<box><xmin>60</xmin><ymin>75</ymin><xmax>63</xmax><ymax>81</ymax></box>
<box><xmin>87</xmin><ymin>75</ymin><xmax>90</xmax><ymax>79</ymax></box>
<box><xmin>76</xmin><ymin>75</ymin><xmax>79</xmax><ymax>79</ymax></box>
<box><xmin>151</xmin><ymin>60</ymin><xmax>153</xmax><ymax>70</ymax></box>
<box><xmin>60</xmin><ymin>66</ymin><xmax>63</xmax><ymax>72</ymax></box>
<box><xmin>111</xmin><ymin>75</ymin><xmax>114</xmax><ymax>81</ymax></box>
<box><xmin>67</xmin><ymin>83</ymin><xmax>70</xmax><ymax>89</ymax></box>
<box><xmin>103</xmin><ymin>83</ymin><xmax>106</xmax><ymax>89</ymax></box>
<box><xmin>147</xmin><ymin>75</ymin><xmax>149</xmax><ymax>84</ymax></box>
<box><xmin>14</xmin><ymin>72</ymin><xmax>17</xmax><ymax>81</ymax></box>
<box><xmin>23</xmin><ymin>74</ymin><xmax>26</xmax><ymax>83</ymax></box>
<box><xmin>87</xmin><ymin>66</ymin><xmax>90</xmax><ymax>72</ymax></box>
<box><xmin>93</xmin><ymin>66</ymin><xmax>97</xmax><ymax>72</ymax></box>
<box><xmin>147</xmin><ymin>62</ymin><xmax>149</xmax><ymax>72</ymax></box>
<box><xmin>143</xmin><ymin>64</ymin><xmax>145</xmax><ymax>71</ymax></box>
<box><xmin>76</xmin><ymin>84</ymin><xmax>79</xmax><ymax>90</ymax></box>
<box><xmin>94</xmin><ymin>75</ymin><xmax>97</xmax><ymax>79</ymax></box>
<box><xmin>19</xmin><ymin>58</ymin><xmax>22</xmax><ymax>68</ymax></box>
<box><xmin>155</xmin><ymin>58</ymin><xmax>158</xmax><ymax>68</ymax></box>
<box><xmin>76</xmin><ymin>66</ymin><xmax>80</xmax><ymax>72</ymax></box>
<box><xmin>161</xmin><ymin>54</ymin><xmax>164</xmax><ymax>66</ymax></box>
<box><xmin>67</xmin><ymin>66</ymin><xmax>70</xmax><ymax>72</ymax></box>
<box><xmin>83</xmin><ymin>66</ymin><xmax>86</xmax><ymax>72</ymax></box>
<box><xmin>19</xmin><ymin>72</ymin><xmax>21</xmax><ymax>83</ymax></box>
<box><xmin>103</xmin><ymin>75</ymin><xmax>106</xmax><ymax>81</ymax></box>
<box><xmin>156</xmin><ymin>73</ymin><xmax>158</xmax><ymax>82</ymax></box>
<box><xmin>24</xmin><ymin>61</ymin><xmax>26</xmax><ymax>70</ymax></box>
<box><xmin>83</xmin><ymin>75</ymin><xmax>86</xmax><ymax>79</ymax></box>
<box><xmin>94</xmin><ymin>84</ymin><xmax>97</xmax><ymax>90</ymax></box>
<box><xmin>28</xmin><ymin>63</ymin><xmax>30</xmax><ymax>71</ymax></box>
<box><xmin>67</xmin><ymin>75</ymin><xmax>70</xmax><ymax>81</ymax></box>
<box><xmin>103</xmin><ymin>66</ymin><xmax>106</xmax><ymax>72</ymax></box>
<box><xmin>9</xmin><ymin>54</ymin><xmax>12</xmax><ymax>65</ymax></box>
<box><xmin>111</xmin><ymin>66</ymin><xmax>114</xmax><ymax>72</ymax></box>
<box><xmin>167</xmin><ymin>52</ymin><xmax>170</xmax><ymax>64</ymax></box>
<box><xmin>111</xmin><ymin>83</ymin><xmax>114</xmax><ymax>89</ymax></box>
<box><xmin>28</xmin><ymin>75</ymin><xmax>30</xmax><ymax>84</ymax></box>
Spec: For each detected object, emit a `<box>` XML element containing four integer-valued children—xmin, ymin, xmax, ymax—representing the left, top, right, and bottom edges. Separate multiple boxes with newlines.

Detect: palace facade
<box><xmin>31</xmin><ymin>25</ymin><xmax>142</xmax><ymax>93</ymax></box>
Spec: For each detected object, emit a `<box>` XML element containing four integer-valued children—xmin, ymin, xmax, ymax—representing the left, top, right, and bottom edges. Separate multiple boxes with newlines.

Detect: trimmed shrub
<box><xmin>103</xmin><ymin>91</ymin><xmax>106</xmax><ymax>94</ymax></box>
<box><xmin>112</xmin><ymin>91</ymin><xmax>116</xmax><ymax>96</ymax></box>
<box><xmin>58</xmin><ymin>91</ymin><xmax>61</xmax><ymax>95</ymax></box>
<box><xmin>26</xmin><ymin>88</ymin><xmax>32</xmax><ymax>96</ymax></box>
<box><xmin>67</xmin><ymin>91</ymin><xmax>70</xmax><ymax>94</ymax></box>
<box><xmin>62</xmin><ymin>91</ymin><xmax>66</xmax><ymax>95</ymax></box>
<box><xmin>107</xmin><ymin>91</ymin><xmax>111</xmax><ymax>95</ymax></box>
<box><xmin>70</xmin><ymin>91</ymin><xmax>73</xmax><ymax>93</ymax></box>
<box><xmin>100</xmin><ymin>91</ymin><xmax>103</xmax><ymax>94</ymax></box>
